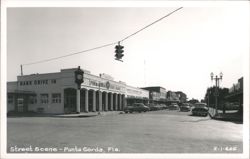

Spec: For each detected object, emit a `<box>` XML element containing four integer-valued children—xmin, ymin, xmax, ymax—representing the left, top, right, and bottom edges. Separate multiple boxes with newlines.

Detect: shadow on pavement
<box><xmin>208</xmin><ymin>111</ymin><xmax>243</xmax><ymax>124</ymax></box>
<box><xmin>181</xmin><ymin>116</ymin><xmax>211</xmax><ymax>123</ymax></box>
<box><xmin>7</xmin><ymin>111</ymin><xmax>98</xmax><ymax>118</ymax></box>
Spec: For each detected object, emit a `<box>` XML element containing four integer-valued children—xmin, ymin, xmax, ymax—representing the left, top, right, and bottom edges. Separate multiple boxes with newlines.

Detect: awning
<box><xmin>126</xmin><ymin>96</ymin><xmax>149</xmax><ymax>100</ymax></box>
<box><xmin>8</xmin><ymin>90</ymin><xmax>36</xmax><ymax>95</ymax></box>
<box><xmin>225</xmin><ymin>91</ymin><xmax>243</xmax><ymax>99</ymax></box>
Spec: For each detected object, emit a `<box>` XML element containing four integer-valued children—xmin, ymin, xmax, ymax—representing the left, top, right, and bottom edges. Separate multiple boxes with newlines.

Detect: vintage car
<box><xmin>192</xmin><ymin>103</ymin><xmax>209</xmax><ymax>116</ymax></box>
<box><xmin>179</xmin><ymin>103</ymin><xmax>191</xmax><ymax>112</ymax></box>
<box><xmin>147</xmin><ymin>104</ymin><xmax>159</xmax><ymax>111</ymax></box>
<box><xmin>124</xmin><ymin>103</ymin><xmax>150</xmax><ymax>113</ymax></box>
<box><xmin>168</xmin><ymin>103</ymin><xmax>179</xmax><ymax>110</ymax></box>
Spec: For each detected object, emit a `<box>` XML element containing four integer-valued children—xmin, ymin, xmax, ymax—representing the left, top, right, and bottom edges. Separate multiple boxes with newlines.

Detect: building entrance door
<box><xmin>64</xmin><ymin>88</ymin><xmax>76</xmax><ymax>113</ymax></box>
<box><xmin>17</xmin><ymin>98</ymin><xmax>24</xmax><ymax>112</ymax></box>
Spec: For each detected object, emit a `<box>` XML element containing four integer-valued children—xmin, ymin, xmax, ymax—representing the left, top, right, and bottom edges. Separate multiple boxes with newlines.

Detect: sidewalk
<box><xmin>54</xmin><ymin>111</ymin><xmax>123</xmax><ymax>118</ymax></box>
<box><xmin>208</xmin><ymin>108</ymin><xmax>243</xmax><ymax>122</ymax></box>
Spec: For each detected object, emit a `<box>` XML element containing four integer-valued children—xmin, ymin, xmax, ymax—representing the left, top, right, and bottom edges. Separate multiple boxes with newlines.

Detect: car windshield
<box><xmin>193</xmin><ymin>107</ymin><xmax>208</xmax><ymax>111</ymax></box>
<box><xmin>194</xmin><ymin>103</ymin><xmax>207</xmax><ymax>107</ymax></box>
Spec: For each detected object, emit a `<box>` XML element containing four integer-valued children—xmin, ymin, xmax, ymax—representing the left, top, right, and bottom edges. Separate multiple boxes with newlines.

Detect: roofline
<box><xmin>141</xmin><ymin>86</ymin><xmax>166</xmax><ymax>90</ymax></box>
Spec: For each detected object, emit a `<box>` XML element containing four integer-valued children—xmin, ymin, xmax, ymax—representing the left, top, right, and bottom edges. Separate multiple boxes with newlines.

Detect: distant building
<box><xmin>166</xmin><ymin>91</ymin><xmax>180</xmax><ymax>104</ymax></box>
<box><xmin>175</xmin><ymin>91</ymin><xmax>187</xmax><ymax>103</ymax></box>
<box><xmin>141</xmin><ymin>86</ymin><xmax>167</xmax><ymax>105</ymax></box>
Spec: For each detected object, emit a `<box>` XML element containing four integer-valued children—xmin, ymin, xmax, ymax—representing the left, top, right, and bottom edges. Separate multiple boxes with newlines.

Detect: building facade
<box><xmin>141</xmin><ymin>86</ymin><xmax>167</xmax><ymax>105</ymax></box>
<box><xmin>225</xmin><ymin>77</ymin><xmax>243</xmax><ymax>112</ymax></box>
<box><xmin>166</xmin><ymin>91</ymin><xmax>180</xmax><ymax>104</ymax></box>
<box><xmin>7</xmin><ymin>67</ymin><xmax>149</xmax><ymax>114</ymax></box>
<box><xmin>175</xmin><ymin>91</ymin><xmax>187</xmax><ymax>103</ymax></box>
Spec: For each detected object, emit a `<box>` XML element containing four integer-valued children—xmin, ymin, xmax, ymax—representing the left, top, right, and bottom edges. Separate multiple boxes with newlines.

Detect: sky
<box><xmin>6</xmin><ymin>5</ymin><xmax>249</xmax><ymax>100</ymax></box>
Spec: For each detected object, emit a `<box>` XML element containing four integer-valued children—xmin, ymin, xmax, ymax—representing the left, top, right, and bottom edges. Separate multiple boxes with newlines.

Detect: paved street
<box><xmin>7</xmin><ymin>110</ymin><xmax>242</xmax><ymax>153</ymax></box>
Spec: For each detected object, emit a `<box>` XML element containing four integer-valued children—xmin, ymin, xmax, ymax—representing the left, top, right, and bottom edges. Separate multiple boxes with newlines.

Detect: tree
<box><xmin>204</xmin><ymin>87</ymin><xmax>229</xmax><ymax>111</ymax></box>
<box><xmin>188</xmin><ymin>98</ymin><xmax>199</xmax><ymax>104</ymax></box>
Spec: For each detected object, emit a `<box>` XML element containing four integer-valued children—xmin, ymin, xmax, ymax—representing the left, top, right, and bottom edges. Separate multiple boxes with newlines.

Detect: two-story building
<box><xmin>225</xmin><ymin>77</ymin><xmax>243</xmax><ymax>113</ymax></box>
<box><xmin>141</xmin><ymin>86</ymin><xmax>167</xmax><ymax>105</ymax></box>
<box><xmin>7</xmin><ymin>67</ymin><xmax>149</xmax><ymax>114</ymax></box>
<box><xmin>166</xmin><ymin>91</ymin><xmax>180</xmax><ymax>104</ymax></box>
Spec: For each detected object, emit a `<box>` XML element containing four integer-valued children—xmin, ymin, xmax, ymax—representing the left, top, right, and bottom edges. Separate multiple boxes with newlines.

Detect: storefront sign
<box><xmin>89</xmin><ymin>80</ymin><xmax>123</xmax><ymax>91</ymax></box>
<box><xmin>106</xmin><ymin>81</ymin><xmax>110</xmax><ymax>89</ymax></box>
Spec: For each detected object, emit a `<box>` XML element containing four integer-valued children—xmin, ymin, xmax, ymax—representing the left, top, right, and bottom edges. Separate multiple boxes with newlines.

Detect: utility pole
<box><xmin>20</xmin><ymin>65</ymin><xmax>23</xmax><ymax>76</ymax></box>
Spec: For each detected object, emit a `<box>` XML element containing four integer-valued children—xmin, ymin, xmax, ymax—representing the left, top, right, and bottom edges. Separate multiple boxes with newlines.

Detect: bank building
<box><xmin>7</xmin><ymin>67</ymin><xmax>149</xmax><ymax>114</ymax></box>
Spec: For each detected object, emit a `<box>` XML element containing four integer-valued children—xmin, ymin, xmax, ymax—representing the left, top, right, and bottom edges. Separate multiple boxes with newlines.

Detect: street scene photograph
<box><xmin>1</xmin><ymin>1</ymin><xmax>249</xmax><ymax>159</ymax></box>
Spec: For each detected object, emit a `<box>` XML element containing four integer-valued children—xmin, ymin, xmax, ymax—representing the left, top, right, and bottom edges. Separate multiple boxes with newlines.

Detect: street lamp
<box><xmin>210</xmin><ymin>72</ymin><xmax>223</xmax><ymax>116</ymax></box>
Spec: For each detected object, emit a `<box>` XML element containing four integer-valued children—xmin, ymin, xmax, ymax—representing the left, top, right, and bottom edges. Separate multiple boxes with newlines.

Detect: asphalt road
<box><xmin>7</xmin><ymin>110</ymin><xmax>243</xmax><ymax>153</ymax></box>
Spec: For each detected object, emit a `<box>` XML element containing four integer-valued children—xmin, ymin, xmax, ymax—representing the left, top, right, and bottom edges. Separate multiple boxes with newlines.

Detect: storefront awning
<box><xmin>225</xmin><ymin>91</ymin><xmax>243</xmax><ymax>101</ymax></box>
<box><xmin>8</xmin><ymin>90</ymin><xmax>36</xmax><ymax>95</ymax></box>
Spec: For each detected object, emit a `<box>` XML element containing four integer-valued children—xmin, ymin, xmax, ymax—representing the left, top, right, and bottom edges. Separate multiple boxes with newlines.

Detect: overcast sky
<box><xmin>7</xmin><ymin>5</ymin><xmax>249</xmax><ymax>100</ymax></box>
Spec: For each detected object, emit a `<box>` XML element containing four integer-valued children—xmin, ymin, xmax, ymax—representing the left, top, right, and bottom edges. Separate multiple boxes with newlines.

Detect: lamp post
<box><xmin>210</xmin><ymin>72</ymin><xmax>223</xmax><ymax>116</ymax></box>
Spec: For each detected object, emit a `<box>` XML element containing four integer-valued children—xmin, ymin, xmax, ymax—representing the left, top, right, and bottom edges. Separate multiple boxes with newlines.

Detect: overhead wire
<box><xmin>22</xmin><ymin>7</ymin><xmax>183</xmax><ymax>66</ymax></box>
<box><xmin>120</xmin><ymin>7</ymin><xmax>183</xmax><ymax>42</ymax></box>
<box><xmin>23</xmin><ymin>42</ymin><xmax>117</xmax><ymax>66</ymax></box>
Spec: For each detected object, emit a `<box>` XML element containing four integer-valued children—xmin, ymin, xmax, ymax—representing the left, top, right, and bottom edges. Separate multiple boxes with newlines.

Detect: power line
<box><xmin>120</xmin><ymin>7</ymin><xmax>183</xmax><ymax>42</ymax></box>
<box><xmin>23</xmin><ymin>42</ymin><xmax>117</xmax><ymax>66</ymax></box>
<box><xmin>22</xmin><ymin>7</ymin><xmax>183</xmax><ymax>66</ymax></box>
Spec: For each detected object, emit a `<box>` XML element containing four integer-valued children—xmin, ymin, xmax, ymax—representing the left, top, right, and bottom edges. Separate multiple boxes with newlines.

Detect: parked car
<box><xmin>180</xmin><ymin>103</ymin><xmax>191</xmax><ymax>112</ymax></box>
<box><xmin>124</xmin><ymin>103</ymin><xmax>150</xmax><ymax>113</ymax></box>
<box><xmin>158</xmin><ymin>104</ymin><xmax>167</xmax><ymax>110</ymax></box>
<box><xmin>192</xmin><ymin>107</ymin><xmax>209</xmax><ymax>116</ymax></box>
<box><xmin>168</xmin><ymin>103</ymin><xmax>179</xmax><ymax>110</ymax></box>
<box><xmin>160</xmin><ymin>104</ymin><xmax>168</xmax><ymax>109</ymax></box>
<box><xmin>154</xmin><ymin>104</ymin><xmax>163</xmax><ymax>110</ymax></box>
<box><xmin>148</xmin><ymin>104</ymin><xmax>159</xmax><ymax>111</ymax></box>
<box><xmin>192</xmin><ymin>103</ymin><xmax>209</xmax><ymax>116</ymax></box>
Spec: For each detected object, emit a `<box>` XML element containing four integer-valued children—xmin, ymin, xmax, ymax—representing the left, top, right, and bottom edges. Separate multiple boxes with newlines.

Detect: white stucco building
<box><xmin>7</xmin><ymin>67</ymin><xmax>149</xmax><ymax>114</ymax></box>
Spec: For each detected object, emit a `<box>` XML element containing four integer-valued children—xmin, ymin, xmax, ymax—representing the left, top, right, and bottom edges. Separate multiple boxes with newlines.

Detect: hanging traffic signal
<box><xmin>115</xmin><ymin>42</ymin><xmax>124</xmax><ymax>62</ymax></box>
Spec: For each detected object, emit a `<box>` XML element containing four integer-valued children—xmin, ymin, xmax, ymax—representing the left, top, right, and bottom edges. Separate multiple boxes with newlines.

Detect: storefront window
<box><xmin>29</xmin><ymin>95</ymin><xmax>37</xmax><ymax>104</ymax></box>
<box><xmin>40</xmin><ymin>94</ymin><xmax>49</xmax><ymax>104</ymax></box>
<box><xmin>51</xmin><ymin>79</ymin><xmax>56</xmax><ymax>84</ymax></box>
<box><xmin>52</xmin><ymin>93</ymin><xmax>61</xmax><ymax>103</ymax></box>
<box><xmin>8</xmin><ymin>95</ymin><xmax>14</xmax><ymax>104</ymax></box>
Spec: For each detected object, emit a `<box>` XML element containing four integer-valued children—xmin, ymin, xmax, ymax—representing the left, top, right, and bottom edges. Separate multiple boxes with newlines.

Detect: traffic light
<box><xmin>115</xmin><ymin>42</ymin><xmax>124</xmax><ymax>61</ymax></box>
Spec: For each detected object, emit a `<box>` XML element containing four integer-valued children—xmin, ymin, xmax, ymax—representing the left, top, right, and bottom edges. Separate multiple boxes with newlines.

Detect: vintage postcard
<box><xmin>1</xmin><ymin>1</ymin><xmax>249</xmax><ymax>159</ymax></box>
